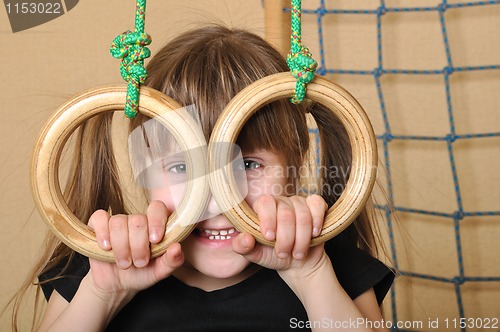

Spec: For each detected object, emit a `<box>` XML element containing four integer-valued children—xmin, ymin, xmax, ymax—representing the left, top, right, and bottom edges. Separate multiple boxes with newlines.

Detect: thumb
<box><xmin>153</xmin><ymin>243</ymin><xmax>184</xmax><ymax>280</ymax></box>
<box><xmin>232</xmin><ymin>233</ymin><xmax>264</xmax><ymax>264</ymax></box>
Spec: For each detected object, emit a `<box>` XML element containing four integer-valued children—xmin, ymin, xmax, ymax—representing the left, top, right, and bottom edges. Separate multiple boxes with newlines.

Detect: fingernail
<box><xmin>134</xmin><ymin>259</ymin><xmax>147</xmax><ymax>268</ymax></box>
<box><xmin>313</xmin><ymin>227</ymin><xmax>320</xmax><ymax>237</ymax></box>
<box><xmin>150</xmin><ymin>232</ymin><xmax>159</xmax><ymax>242</ymax></box>
<box><xmin>102</xmin><ymin>239</ymin><xmax>111</xmax><ymax>250</ymax></box>
<box><xmin>117</xmin><ymin>259</ymin><xmax>130</xmax><ymax>269</ymax></box>
<box><xmin>277</xmin><ymin>252</ymin><xmax>289</xmax><ymax>259</ymax></box>
<box><xmin>265</xmin><ymin>231</ymin><xmax>275</xmax><ymax>240</ymax></box>
<box><xmin>293</xmin><ymin>252</ymin><xmax>304</xmax><ymax>260</ymax></box>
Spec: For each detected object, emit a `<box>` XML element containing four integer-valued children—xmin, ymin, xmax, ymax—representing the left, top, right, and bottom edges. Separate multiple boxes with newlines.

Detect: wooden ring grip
<box><xmin>209</xmin><ymin>73</ymin><xmax>378</xmax><ymax>246</ymax></box>
<box><xmin>31</xmin><ymin>85</ymin><xmax>210</xmax><ymax>262</ymax></box>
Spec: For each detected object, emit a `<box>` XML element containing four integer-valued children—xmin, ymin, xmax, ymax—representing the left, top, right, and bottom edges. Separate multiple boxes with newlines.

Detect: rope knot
<box><xmin>110</xmin><ymin>29</ymin><xmax>151</xmax><ymax>118</ymax></box>
<box><xmin>287</xmin><ymin>45</ymin><xmax>318</xmax><ymax>104</ymax></box>
<box><xmin>110</xmin><ymin>30</ymin><xmax>151</xmax><ymax>84</ymax></box>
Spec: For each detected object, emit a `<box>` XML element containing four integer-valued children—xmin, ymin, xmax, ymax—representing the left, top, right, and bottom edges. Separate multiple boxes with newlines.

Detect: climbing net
<box><xmin>293</xmin><ymin>1</ymin><xmax>500</xmax><ymax>330</ymax></box>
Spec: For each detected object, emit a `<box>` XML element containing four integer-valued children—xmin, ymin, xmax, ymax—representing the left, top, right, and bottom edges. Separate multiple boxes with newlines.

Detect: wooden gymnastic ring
<box><xmin>31</xmin><ymin>85</ymin><xmax>210</xmax><ymax>262</ymax></box>
<box><xmin>209</xmin><ymin>73</ymin><xmax>378</xmax><ymax>246</ymax></box>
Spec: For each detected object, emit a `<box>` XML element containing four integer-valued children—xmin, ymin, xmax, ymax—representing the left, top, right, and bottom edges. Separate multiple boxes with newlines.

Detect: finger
<box><xmin>147</xmin><ymin>200</ymin><xmax>169</xmax><ymax>243</ymax></box>
<box><xmin>306</xmin><ymin>195</ymin><xmax>328</xmax><ymax>237</ymax></box>
<box><xmin>274</xmin><ymin>198</ymin><xmax>296</xmax><ymax>259</ymax></box>
<box><xmin>154</xmin><ymin>243</ymin><xmax>184</xmax><ymax>280</ymax></box>
<box><xmin>108</xmin><ymin>214</ymin><xmax>132</xmax><ymax>269</ymax></box>
<box><xmin>253</xmin><ymin>194</ymin><xmax>277</xmax><ymax>241</ymax></box>
<box><xmin>289</xmin><ymin>197</ymin><xmax>313</xmax><ymax>260</ymax></box>
<box><xmin>128</xmin><ymin>214</ymin><xmax>150</xmax><ymax>268</ymax></box>
<box><xmin>89</xmin><ymin>210</ymin><xmax>111</xmax><ymax>250</ymax></box>
<box><xmin>232</xmin><ymin>233</ymin><xmax>263</xmax><ymax>264</ymax></box>
<box><xmin>232</xmin><ymin>232</ymin><xmax>256</xmax><ymax>255</ymax></box>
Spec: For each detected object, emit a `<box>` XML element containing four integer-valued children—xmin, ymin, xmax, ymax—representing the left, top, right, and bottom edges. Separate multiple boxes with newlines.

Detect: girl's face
<box><xmin>148</xmin><ymin>148</ymin><xmax>288</xmax><ymax>282</ymax></box>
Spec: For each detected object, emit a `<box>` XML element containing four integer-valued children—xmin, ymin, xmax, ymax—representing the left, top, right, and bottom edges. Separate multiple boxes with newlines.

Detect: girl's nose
<box><xmin>202</xmin><ymin>194</ymin><xmax>223</xmax><ymax>220</ymax></box>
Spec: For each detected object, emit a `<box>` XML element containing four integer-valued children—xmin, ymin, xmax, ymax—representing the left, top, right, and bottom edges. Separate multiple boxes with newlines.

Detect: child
<box><xmin>14</xmin><ymin>25</ymin><xmax>394</xmax><ymax>331</ymax></box>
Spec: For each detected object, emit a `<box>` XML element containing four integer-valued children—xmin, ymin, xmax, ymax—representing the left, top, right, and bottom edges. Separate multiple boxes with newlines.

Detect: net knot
<box><xmin>438</xmin><ymin>3</ymin><xmax>448</xmax><ymax>13</ymax></box>
<box><xmin>443</xmin><ymin>66</ymin><xmax>454</xmax><ymax>75</ymax></box>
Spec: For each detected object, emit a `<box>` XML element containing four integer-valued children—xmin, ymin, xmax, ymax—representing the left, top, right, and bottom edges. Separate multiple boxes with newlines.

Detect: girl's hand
<box><xmin>87</xmin><ymin>200</ymin><xmax>184</xmax><ymax>300</ymax></box>
<box><xmin>232</xmin><ymin>194</ymin><xmax>328</xmax><ymax>274</ymax></box>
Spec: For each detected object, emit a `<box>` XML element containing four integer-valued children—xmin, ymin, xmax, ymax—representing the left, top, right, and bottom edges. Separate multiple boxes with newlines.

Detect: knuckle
<box><xmin>147</xmin><ymin>201</ymin><xmax>169</xmax><ymax>228</ymax></box>
<box><xmin>295</xmin><ymin>210</ymin><xmax>312</xmax><ymax>226</ymax></box>
<box><xmin>148</xmin><ymin>200</ymin><xmax>168</xmax><ymax>214</ymax></box>
<box><xmin>91</xmin><ymin>209</ymin><xmax>109</xmax><ymax>220</ymax></box>
<box><xmin>259</xmin><ymin>216</ymin><xmax>275</xmax><ymax>229</ymax></box>
<box><xmin>148</xmin><ymin>216</ymin><xmax>166</xmax><ymax>229</ymax></box>
<box><xmin>278</xmin><ymin>206</ymin><xmax>295</xmax><ymax>223</ymax></box>
<box><xmin>109</xmin><ymin>215</ymin><xmax>127</xmax><ymax>231</ymax></box>
<box><xmin>89</xmin><ymin>209</ymin><xmax>109</xmax><ymax>227</ymax></box>
<box><xmin>289</xmin><ymin>198</ymin><xmax>312</xmax><ymax>225</ymax></box>
<box><xmin>289</xmin><ymin>195</ymin><xmax>306</xmax><ymax>204</ymax></box>
<box><xmin>255</xmin><ymin>194</ymin><xmax>275</xmax><ymax>209</ymax></box>
<box><xmin>306</xmin><ymin>194</ymin><xmax>328</xmax><ymax>210</ymax></box>
<box><xmin>252</xmin><ymin>194</ymin><xmax>276</xmax><ymax>213</ymax></box>
<box><xmin>128</xmin><ymin>214</ymin><xmax>147</xmax><ymax>229</ymax></box>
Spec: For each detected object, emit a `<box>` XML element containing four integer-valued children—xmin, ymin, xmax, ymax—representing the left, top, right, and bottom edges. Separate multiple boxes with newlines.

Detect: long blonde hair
<box><xmin>10</xmin><ymin>25</ymin><xmax>380</xmax><ymax>331</ymax></box>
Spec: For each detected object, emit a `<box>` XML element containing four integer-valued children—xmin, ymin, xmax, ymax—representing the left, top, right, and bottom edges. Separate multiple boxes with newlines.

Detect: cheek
<box><xmin>244</xmin><ymin>173</ymin><xmax>288</xmax><ymax>205</ymax></box>
<box><xmin>149</xmin><ymin>182</ymin><xmax>186</xmax><ymax>212</ymax></box>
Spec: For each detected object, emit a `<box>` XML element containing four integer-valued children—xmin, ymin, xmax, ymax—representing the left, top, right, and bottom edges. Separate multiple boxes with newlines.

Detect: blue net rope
<box><xmin>285</xmin><ymin>1</ymin><xmax>500</xmax><ymax>331</ymax></box>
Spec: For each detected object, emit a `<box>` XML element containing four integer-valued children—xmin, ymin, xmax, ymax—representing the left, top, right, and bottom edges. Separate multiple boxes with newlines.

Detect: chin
<box><xmin>194</xmin><ymin>255</ymin><xmax>251</xmax><ymax>279</ymax></box>
<box><xmin>181</xmin><ymin>234</ymin><xmax>252</xmax><ymax>280</ymax></box>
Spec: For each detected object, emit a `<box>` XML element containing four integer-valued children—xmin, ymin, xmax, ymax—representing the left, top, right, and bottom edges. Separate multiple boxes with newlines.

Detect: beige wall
<box><xmin>0</xmin><ymin>0</ymin><xmax>264</xmax><ymax>329</ymax></box>
<box><xmin>1</xmin><ymin>0</ymin><xmax>499</xmax><ymax>331</ymax></box>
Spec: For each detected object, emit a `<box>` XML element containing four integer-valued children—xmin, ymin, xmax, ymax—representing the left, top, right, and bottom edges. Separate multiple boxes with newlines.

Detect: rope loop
<box><xmin>287</xmin><ymin>45</ymin><xmax>318</xmax><ymax>104</ymax></box>
<box><xmin>288</xmin><ymin>0</ymin><xmax>318</xmax><ymax>104</ymax></box>
<box><xmin>110</xmin><ymin>0</ymin><xmax>150</xmax><ymax>118</ymax></box>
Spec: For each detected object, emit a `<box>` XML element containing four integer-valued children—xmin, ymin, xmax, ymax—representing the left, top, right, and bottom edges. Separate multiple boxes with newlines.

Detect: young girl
<box><xmin>14</xmin><ymin>25</ymin><xmax>393</xmax><ymax>331</ymax></box>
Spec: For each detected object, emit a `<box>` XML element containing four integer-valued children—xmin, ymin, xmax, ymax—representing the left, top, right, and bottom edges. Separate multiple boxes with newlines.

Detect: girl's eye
<box><xmin>244</xmin><ymin>160</ymin><xmax>261</xmax><ymax>171</ymax></box>
<box><xmin>167</xmin><ymin>163</ymin><xmax>187</xmax><ymax>174</ymax></box>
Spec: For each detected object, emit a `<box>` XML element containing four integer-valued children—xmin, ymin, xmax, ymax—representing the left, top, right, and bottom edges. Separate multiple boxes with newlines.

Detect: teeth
<box><xmin>203</xmin><ymin>228</ymin><xmax>236</xmax><ymax>241</ymax></box>
<box><xmin>209</xmin><ymin>235</ymin><xmax>232</xmax><ymax>240</ymax></box>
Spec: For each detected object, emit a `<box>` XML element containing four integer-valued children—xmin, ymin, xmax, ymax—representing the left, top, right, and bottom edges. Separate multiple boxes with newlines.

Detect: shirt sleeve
<box><xmin>325</xmin><ymin>233</ymin><xmax>395</xmax><ymax>305</ymax></box>
<box><xmin>38</xmin><ymin>253</ymin><xmax>90</xmax><ymax>303</ymax></box>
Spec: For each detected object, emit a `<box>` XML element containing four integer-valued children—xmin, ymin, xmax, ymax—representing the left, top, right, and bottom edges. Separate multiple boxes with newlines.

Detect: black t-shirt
<box><xmin>40</xmin><ymin>233</ymin><xmax>394</xmax><ymax>331</ymax></box>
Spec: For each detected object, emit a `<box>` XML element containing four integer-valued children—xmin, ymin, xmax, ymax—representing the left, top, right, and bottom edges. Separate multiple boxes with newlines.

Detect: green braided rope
<box><xmin>110</xmin><ymin>0</ymin><xmax>151</xmax><ymax>118</ymax></box>
<box><xmin>287</xmin><ymin>0</ymin><xmax>318</xmax><ymax>104</ymax></box>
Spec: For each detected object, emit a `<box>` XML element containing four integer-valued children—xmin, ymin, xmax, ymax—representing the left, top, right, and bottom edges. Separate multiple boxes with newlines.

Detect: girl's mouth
<box><xmin>195</xmin><ymin>227</ymin><xmax>239</xmax><ymax>241</ymax></box>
